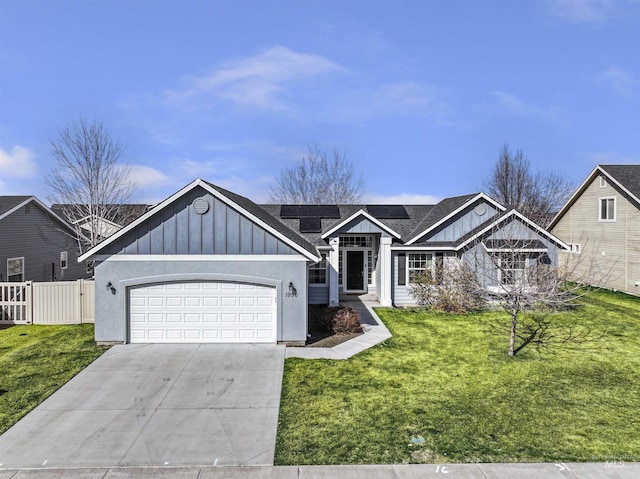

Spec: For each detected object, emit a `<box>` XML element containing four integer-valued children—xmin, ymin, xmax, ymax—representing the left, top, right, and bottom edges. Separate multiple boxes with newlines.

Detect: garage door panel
<box><xmin>129</xmin><ymin>282</ymin><xmax>276</xmax><ymax>343</ymax></box>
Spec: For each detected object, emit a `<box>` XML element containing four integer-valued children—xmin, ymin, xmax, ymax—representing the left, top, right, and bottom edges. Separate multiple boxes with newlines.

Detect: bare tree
<box><xmin>410</xmin><ymin>215</ymin><xmax>615</xmax><ymax>356</ymax></box>
<box><xmin>484</xmin><ymin>144</ymin><xmax>573</xmax><ymax>226</ymax></box>
<box><xmin>269</xmin><ymin>145</ymin><xmax>363</xmax><ymax>204</ymax></box>
<box><xmin>469</xmin><ymin>223</ymin><xmax>615</xmax><ymax>356</ymax></box>
<box><xmin>46</xmin><ymin>117</ymin><xmax>135</xmax><ymax>252</ymax></box>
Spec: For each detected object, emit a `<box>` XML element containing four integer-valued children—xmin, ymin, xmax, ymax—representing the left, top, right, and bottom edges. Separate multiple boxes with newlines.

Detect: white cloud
<box><xmin>165</xmin><ymin>46</ymin><xmax>342</xmax><ymax>113</ymax></box>
<box><xmin>0</xmin><ymin>145</ymin><xmax>37</xmax><ymax>178</ymax></box>
<box><xmin>128</xmin><ymin>164</ymin><xmax>172</xmax><ymax>188</ymax></box>
<box><xmin>545</xmin><ymin>0</ymin><xmax>615</xmax><ymax>23</ymax></box>
<box><xmin>363</xmin><ymin>192</ymin><xmax>442</xmax><ymax>204</ymax></box>
<box><xmin>489</xmin><ymin>91</ymin><xmax>563</xmax><ymax>123</ymax></box>
<box><xmin>598</xmin><ymin>66</ymin><xmax>636</xmax><ymax>97</ymax></box>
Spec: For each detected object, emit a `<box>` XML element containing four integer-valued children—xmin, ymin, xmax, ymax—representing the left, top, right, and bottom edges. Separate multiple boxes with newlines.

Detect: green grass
<box><xmin>275</xmin><ymin>289</ymin><xmax>640</xmax><ymax>464</ymax></box>
<box><xmin>0</xmin><ymin>324</ymin><xmax>108</xmax><ymax>434</ymax></box>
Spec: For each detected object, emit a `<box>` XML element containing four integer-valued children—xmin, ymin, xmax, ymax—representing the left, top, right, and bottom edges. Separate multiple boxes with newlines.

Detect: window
<box><xmin>309</xmin><ymin>254</ymin><xmax>327</xmax><ymax>284</ymax></box>
<box><xmin>398</xmin><ymin>253</ymin><xmax>406</xmax><ymax>286</ymax></box>
<box><xmin>7</xmin><ymin>257</ymin><xmax>24</xmax><ymax>282</ymax></box>
<box><xmin>499</xmin><ymin>253</ymin><xmax>527</xmax><ymax>285</ymax></box>
<box><xmin>408</xmin><ymin>253</ymin><xmax>433</xmax><ymax>283</ymax></box>
<box><xmin>86</xmin><ymin>260</ymin><xmax>95</xmax><ymax>276</ymax></box>
<box><xmin>570</xmin><ymin>243</ymin><xmax>581</xmax><ymax>254</ymax></box>
<box><xmin>599</xmin><ymin>197</ymin><xmax>616</xmax><ymax>221</ymax></box>
<box><xmin>60</xmin><ymin>251</ymin><xmax>68</xmax><ymax>270</ymax></box>
<box><xmin>600</xmin><ymin>176</ymin><xmax>607</xmax><ymax>187</ymax></box>
<box><xmin>339</xmin><ymin>236</ymin><xmax>372</xmax><ymax>248</ymax></box>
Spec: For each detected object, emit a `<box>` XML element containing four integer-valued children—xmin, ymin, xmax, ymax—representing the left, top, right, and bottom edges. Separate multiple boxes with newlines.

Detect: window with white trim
<box><xmin>570</xmin><ymin>243</ymin><xmax>581</xmax><ymax>254</ymax></box>
<box><xmin>408</xmin><ymin>253</ymin><xmax>433</xmax><ymax>283</ymax></box>
<box><xmin>599</xmin><ymin>197</ymin><xmax>616</xmax><ymax>221</ymax></box>
<box><xmin>309</xmin><ymin>254</ymin><xmax>327</xmax><ymax>284</ymax></box>
<box><xmin>60</xmin><ymin>251</ymin><xmax>68</xmax><ymax>270</ymax></box>
<box><xmin>499</xmin><ymin>253</ymin><xmax>527</xmax><ymax>285</ymax></box>
<box><xmin>339</xmin><ymin>236</ymin><xmax>372</xmax><ymax>248</ymax></box>
<box><xmin>7</xmin><ymin>257</ymin><xmax>24</xmax><ymax>282</ymax></box>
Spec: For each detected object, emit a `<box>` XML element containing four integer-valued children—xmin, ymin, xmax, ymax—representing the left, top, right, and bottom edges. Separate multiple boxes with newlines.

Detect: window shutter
<box><xmin>398</xmin><ymin>253</ymin><xmax>406</xmax><ymax>286</ymax></box>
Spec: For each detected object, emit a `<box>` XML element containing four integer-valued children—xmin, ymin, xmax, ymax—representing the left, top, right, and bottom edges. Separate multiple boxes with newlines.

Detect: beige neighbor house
<box><xmin>549</xmin><ymin>164</ymin><xmax>640</xmax><ymax>296</ymax></box>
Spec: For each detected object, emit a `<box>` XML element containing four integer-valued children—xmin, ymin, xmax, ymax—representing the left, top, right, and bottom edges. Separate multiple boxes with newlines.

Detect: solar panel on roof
<box><xmin>366</xmin><ymin>205</ymin><xmax>410</xmax><ymax>219</ymax></box>
<box><xmin>299</xmin><ymin>217</ymin><xmax>322</xmax><ymax>233</ymax></box>
<box><xmin>280</xmin><ymin>205</ymin><xmax>301</xmax><ymax>218</ymax></box>
<box><xmin>294</xmin><ymin>205</ymin><xmax>337</xmax><ymax>218</ymax></box>
<box><xmin>280</xmin><ymin>204</ymin><xmax>340</xmax><ymax>218</ymax></box>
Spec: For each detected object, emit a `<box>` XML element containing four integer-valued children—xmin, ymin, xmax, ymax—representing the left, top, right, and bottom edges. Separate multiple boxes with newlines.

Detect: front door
<box><xmin>346</xmin><ymin>250</ymin><xmax>366</xmax><ymax>292</ymax></box>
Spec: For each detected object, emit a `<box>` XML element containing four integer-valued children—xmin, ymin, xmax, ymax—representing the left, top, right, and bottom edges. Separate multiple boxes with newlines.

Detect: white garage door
<box><xmin>129</xmin><ymin>282</ymin><xmax>277</xmax><ymax>343</ymax></box>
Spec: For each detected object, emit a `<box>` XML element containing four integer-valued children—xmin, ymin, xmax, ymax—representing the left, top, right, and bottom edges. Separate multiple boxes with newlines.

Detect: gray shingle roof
<box><xmin>0</xmin><ymin>196</ymin><xmax>32</xmax><ymax>217</ymax></box>
<box><xmin>261</xmin><ymin>195</ymin><xmax>486</xmax><ymax>246</ymax></box>
<box><xmin>599</xmin><ymin>164</ymin><xmax>640</xmax><ymax>200</ymax></box>
<box><xmin>205</xmin><ymin>182</ymin><xmax>320</xmax><ymax>259</ymax></box>
<box><xmin>405</xmin><ymin>193</ymin><xmax>479</xmax><ymax>242</ymax></box>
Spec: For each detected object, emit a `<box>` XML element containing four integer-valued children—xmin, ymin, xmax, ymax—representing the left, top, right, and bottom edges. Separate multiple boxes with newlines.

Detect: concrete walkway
<box><xmin>0</xmin><ymin>344</ymin><xmax>285</xmax><ymax>469</ymax></box>
<box><xmin>1</xmin><ymin>462</ymin><xmax>639</xmax><ymax>478</ymax></box>
<box><xmin>286</xmin><ymin>295</ymin><xmax>391</xmax><ymax>359</ymax></box>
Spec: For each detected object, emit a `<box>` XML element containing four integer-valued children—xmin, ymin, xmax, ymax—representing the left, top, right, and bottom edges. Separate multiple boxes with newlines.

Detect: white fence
<box><xmin>0</xmin><ymin>280</ymin><xmax>95</xmax><ymax>325</ymax></box>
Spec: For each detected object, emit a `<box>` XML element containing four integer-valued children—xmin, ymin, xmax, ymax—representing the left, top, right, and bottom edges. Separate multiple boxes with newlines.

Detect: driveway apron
<box><xmin>0</xmin><ymin>343</ymin><xmax>286</xmax><ymax>468</ymax></box>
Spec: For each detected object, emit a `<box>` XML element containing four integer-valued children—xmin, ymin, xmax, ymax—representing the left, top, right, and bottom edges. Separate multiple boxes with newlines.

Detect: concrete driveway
<box><xmin>0</xmin><ymin>343</ymin><xmax>285</xmax><ymax>469</ymax></box>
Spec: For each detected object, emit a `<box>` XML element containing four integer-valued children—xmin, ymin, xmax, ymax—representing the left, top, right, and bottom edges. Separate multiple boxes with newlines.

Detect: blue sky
<box><xmin>1</xmin><ymin>0</ymin><xmax>639</xmax><ymax>205</ymax></box>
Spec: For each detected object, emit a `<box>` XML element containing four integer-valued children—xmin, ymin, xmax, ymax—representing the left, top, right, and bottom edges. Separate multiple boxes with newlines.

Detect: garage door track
<box><xmin>0</xmin><ymin>343</ymin><xmax>285</xmax><ymax>468</ymax></box>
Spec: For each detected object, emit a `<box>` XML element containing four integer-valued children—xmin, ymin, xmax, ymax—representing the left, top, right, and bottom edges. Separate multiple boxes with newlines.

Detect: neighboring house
<box><xmin>80</xmin><ymin>179</ymin><xmax>566</xmax><ymax>345</ymax></box>
<box><xmin>50</xmin><ymin>204</ymin><xmax>151</xmax><ymax>242</ymax></box>
<box><xmin>549</xmin><ymin>164</ymin><xmax>640</xmax><ymax>296</ymax></box>
<box><xmin>0</xmin><ymin>196</ymin><xmax>89</xmax><ymax>282</ymax></box>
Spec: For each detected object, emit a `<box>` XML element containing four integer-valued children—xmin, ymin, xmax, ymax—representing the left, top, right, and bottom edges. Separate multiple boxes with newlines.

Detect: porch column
<box><xmin>379</xmin><ymin>237</ymin><xmax>392</xmax><ymax>306</ymax></box>
<box><xmin>328</xmin><ymin>236</ymin><xmax>340</xmax><ymax>306</ymax></box>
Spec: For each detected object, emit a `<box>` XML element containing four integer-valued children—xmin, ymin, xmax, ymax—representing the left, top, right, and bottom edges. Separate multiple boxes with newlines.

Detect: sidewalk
<box><xmin>1</xmin><ymin>462</ymin><xmax>639</xmax><ymax>478</ymax></box>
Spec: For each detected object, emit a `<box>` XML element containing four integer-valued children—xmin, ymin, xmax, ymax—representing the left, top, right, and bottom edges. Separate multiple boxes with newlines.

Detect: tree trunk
<box><xmin>508</xmin><ymin>310</ymin><xmax>517</xmax><ymax>356</ymax></box>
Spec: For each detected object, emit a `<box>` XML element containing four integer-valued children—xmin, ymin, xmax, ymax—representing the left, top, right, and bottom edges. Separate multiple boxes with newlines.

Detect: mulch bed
<box><xmin>305</xmin><ymin>305</ymin><xmax>362</xmax><ymax>348</ymax></box>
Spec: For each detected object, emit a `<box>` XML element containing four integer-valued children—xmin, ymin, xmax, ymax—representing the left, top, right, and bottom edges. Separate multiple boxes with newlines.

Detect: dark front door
<box><xmin>346</xmin><ymin>250</ymin><xmax>365</xmax><ymax>292</ymax></box>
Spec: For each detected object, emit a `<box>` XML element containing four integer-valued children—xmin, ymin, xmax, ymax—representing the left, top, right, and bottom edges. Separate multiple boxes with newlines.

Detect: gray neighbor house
<box><xmin>80</xmin><ymin>179</ymin><xmax>568</xmax><ymax>345</ymax></box>
<box><xmin>0</xmin><ymin>196</ymin><xmax>88</xmax><ymax>282</ymax></box>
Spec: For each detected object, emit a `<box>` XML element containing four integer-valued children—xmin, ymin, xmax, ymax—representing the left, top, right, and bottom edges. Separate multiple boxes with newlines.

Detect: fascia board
<box><xmin>0</xmin><ymin>197</ymin><xmax>34</xmax><ymax>221</ymax></box>
<box><xmin>548</xmin><ymin>166</ymin><xmax>601</xmax><ymax>229</ymax></box>
<box><xmin>79</xmin><ymin>179</ymin><xmax>320</xmax><ymax>263</ymax></box>
<box><xmin>320</xmin><ymin>209</ymin><xmax>401</xmax><ymax>239</ymax></box>
<box><xmin>459</xmin><ymin>210</ymin><xmax>570</xmax><ymax>251</ymax></box>
<box><xmin>599</xmin><ymin>166</ymin><xmax>640</xmax><ymax>207</ymax></box>
<box><xmin>204</xmin><ymin>183</ymin><xmax>321</xmax><ymax>262</ymax></box>
<box><xmin>390</xmin><ymin>245</ymin><xmax>457</xmax><ymax>251</ymax></box>
<box><xmin>405</xmin><ymin>193</ymin><xmax>506</xmax><ymax>245</ymax></box>
<box><xmin>550</xmin><ymin>165</ymin><xmax>640</xmax><ymax>229</ymax></box>
<box><xmin>2</xmin><ymin>196</ymin><xmax>78</xmax><ymax>236</ymax></box>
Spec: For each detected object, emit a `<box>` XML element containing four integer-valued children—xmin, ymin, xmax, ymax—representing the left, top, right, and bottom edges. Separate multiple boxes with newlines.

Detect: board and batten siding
<box><xmin>338</xmin><ymin>216</ymin><xmax>392</xmax><ymax>236</ymax></box>
<box><xmin>414</xmin><ymin>200</ymin><xmax>500</xmax><ymax>243</ymax></box>
<box><xmin>99</xmin><ymin>187</ymin><xmax>297</xmax><ymax>256</ymax></box>
<box><xmin>552</xmin><ymin>175</ymin><xmax>640</xmax><ymax>294</ymax></box>
<box><xmin>0</xmin><ymin>201</ymin><xmax>87</xmax><ymax>282</ymax></box>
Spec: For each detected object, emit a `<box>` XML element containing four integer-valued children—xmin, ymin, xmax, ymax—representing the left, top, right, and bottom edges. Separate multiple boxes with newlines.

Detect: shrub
<box><xmin>410</xmin><ymin>260</ymin><xmax>486</xmax><ymax>313</ymax></box>
<box><xmin>322</xmin><ymin>306</ymin><xmax>362</xmax><ymax>335</ymax></box>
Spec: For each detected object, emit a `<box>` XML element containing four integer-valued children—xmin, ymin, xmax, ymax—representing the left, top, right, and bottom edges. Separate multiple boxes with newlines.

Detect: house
<box><xmin>0</xmin><ymin>196</ymin><xmax>89</xmax><ymax>282</ymax></box>
<box><xmin>549</xmin><ymin>164</ymin><xmax>640</xmax><ymax>296</ymax></box>
<box><xmin>50</xmin><ymin>203</ymin><xmax>151</xmax><ymax>243</ymax></box>
<box><xmin>79</xmin><ymin>179</ymin><xmax>567</xmax><ymax>345</ymax></box>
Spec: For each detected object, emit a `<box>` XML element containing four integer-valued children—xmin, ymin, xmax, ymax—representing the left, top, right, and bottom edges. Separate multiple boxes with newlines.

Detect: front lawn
<box><xmin>275</xmin><ymin>290</ymin><xmax>640</xmax><ymax>464</ymax></box>
<box><xmin>0</xmin><ymin>324</ymin><xmax>108</xmax><ymax>434</ymax></box>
